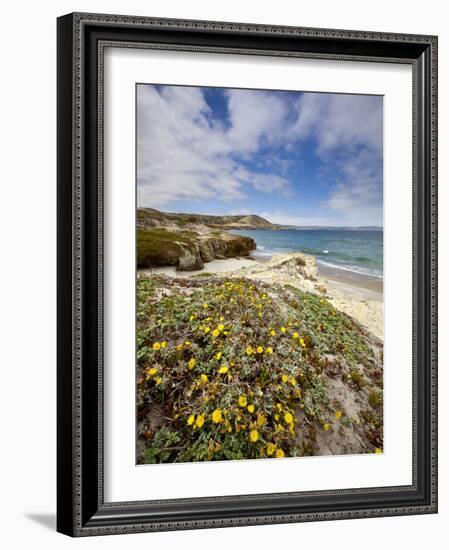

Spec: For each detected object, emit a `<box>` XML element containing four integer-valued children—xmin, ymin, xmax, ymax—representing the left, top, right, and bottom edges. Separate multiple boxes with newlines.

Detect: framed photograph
<box><xmin>57</xmin><ymin>12</ymin><xmax>438</xmax><ymax>536</ymax></box>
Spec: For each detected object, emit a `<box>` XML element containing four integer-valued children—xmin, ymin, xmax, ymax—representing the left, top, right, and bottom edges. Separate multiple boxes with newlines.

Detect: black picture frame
<box><xmin>57</xmin><ymin>12</ymin><xmax>438</xmax><ymax>537</ymax></box>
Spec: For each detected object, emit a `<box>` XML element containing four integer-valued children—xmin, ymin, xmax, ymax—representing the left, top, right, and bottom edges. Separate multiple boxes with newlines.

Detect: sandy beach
<box><xmin>139</xmin><ymin>252</ymin><xmax>383</xmax><ymax>340</ymax></box>
<box><xmin>318</xmin><ymin>263</ymin><xmax>383</xmax><ymax>297</ymax></box>
<box><xmin>140</xmin><ymin>256</ymin><xmax>256</xmax><ymax>278</ymax></box>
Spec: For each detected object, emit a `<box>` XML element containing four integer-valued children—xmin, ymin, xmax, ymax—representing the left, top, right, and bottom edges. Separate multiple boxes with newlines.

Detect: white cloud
<box><xmin>225</xmin><ymin>89</ymin><xmax>289</xmax><ymax>154</ymax></box>
<box><xmin>137</xmin><ymin>85</ymin><xmax>383</xmax><ymax>226</ymax></box>
<box><xmin>292</xmin><ymin>92</ymin><xmax>383</xmax><ymax>154</ymax></box>
<box><xmin>289</xmin><ymin>92</ymin><xmax>383</xmax><ymax>225</ymax></box>
<box><xmin>137</xmin><ymin>86</ymin><xmax>291</xmax><ymax>209</ymax></box>
<box><xmin>324</xmin><ymin>149</ymin><xmax>383</xmax><ymax>226</ymax></box>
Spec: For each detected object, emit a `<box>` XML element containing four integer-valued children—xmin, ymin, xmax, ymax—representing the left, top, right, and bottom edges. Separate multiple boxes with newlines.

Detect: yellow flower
<box><xmin>257</xmin><ymin>414</ymin><xmax>266</xmax><ymax>426</ymax></box>
<box><xmin>375</xmin><ymin>447</ymin><xmax>383</xmax><ymax>454</ymax></box>
<box><xmin>281</xmin><ymin>327</ymin><xmax>286</xmax><ymax>333</ymax></box>
<box><xmin>188</xmin><ymin>358</ymin><xmax>195</xmax><ymax>370</ymax></box>
<box><xmin>212</xmin><ymin>409</ymin><xmax>222</xmax><ymax>423</ymax></box>
<box><xmin>200</xmin><ymin>373</ymin><xmax>208</xmax><ymax>383</ymax></box>
<box><xmin>189</xmin><ymin>315</ymin><xmax>195</xmax><ymax>321</ymax></box>
<box><xmin>246</xmin><ymin>346</ymin><xmax>253</xmax><ymax>356</ymax></box>
<box><xmin>284</xmin><ymin>412</ymin><xmax>294</xmax><ymax>425</ymax></box>
<box><xmin>335</xmin><ymin>410</ymin><xmax>342</xmax><ymax>420</ymax></box>
<box><xmin>177</xmin><ymin>343</ymin><xmax>184</xmax><ymax>350</ymax></box>
<box><xmin>215</xmin><ymin>352</ymin><xmax>222</xmax><ymax>360</ymax></box>
<box><xmin>323</xmin><ymin>423</ymin><xmax>330</xmax><ymax>431</ymax></box>
<box><xmin>155</xmin><ymin>377</ymin><xmax>163</xmax><ymax>385</ymax></box>
<box><xmin>212</xmin><ymin>329</ymin><xmax>220</xmax><ymax>337</ymax></box>
<box><xmin>292</xmin><ymin>332</ymin><xmax>299</xmax><ymax>339</ymax></box>
<box><xmin>258</xmin><ymin>312</ymin><xmax>263</xmax><ymax>318</ymax></box>
<box><xmin>275</xmin><ymin>448</ymin><xmax>285</xmax><ymax>458</ymax></box>
<box><xmin>281</xmin><ymin>374</ymin><xmax>288</xmax><ymax>383</ymax></box>
<box><xmin>220</xmin><ymin>316</ymin><xmax>225</xmax><ymax>321</ymax></box>
<box><xmin>218</xmin><ymin>365</ymin><xmax>229</xmax><ymax>374</ymax></box>
<box><xmin>203</xmin><ymin>303</ymin><xmax>208</xmax><ymax>309</ymax></box>
<box><xmin>270</xmin><ymin>330</ymin><xmax>276</xmax><ymax>336</ymax></box>
<box><xmin>247</xmin><ymin>404</ymin><xmax>255</xmax><ymax>414</ymax></box>
<box><xmin>238</xmin><ymin>395</ymin><xmax>248</xmax><ymax>407</ymax></box>
<box><xmin>290</xmin><ymin>377</ymin><xmax>297</xmax><ymax>386</ymax></box>
<box><xmin>276</xmin><ymin>403</ymin><xmax>283</xmax><ymax>412</ymax></box>
<box><xmin>320</xmin><ymin>299</ymin><xmax>324</xmax><ymax>304</ymax></box>
<box><xmin>249</xmin><ymin>429</ymin><xmax>259</xmax><ymax>443</ymax></box>
<box><xmin>184</xmin><ymin>341</ymin><xmax>191</xmax><ymax>346</ymax></box>
<box><xmin>267</xmin><ymin>443</ymin><xmax>276</xmax><ymax>456</ymax></box>
<box><xmin>266</xmin><ymin>347</ymin><xmax>273</xmax><ymax>354</ymax></box>
<box><xmin>152</xmin><ymin>342</ymin><xmax>161</xmax><ymax>350</ymax></box>
<box><xmin>256</xmin><ymin>346</ymin><xmax>264</xmax><ymax>354</ymax></box>
<box><xmin>187</xmin><ymin>414</ymin><xmax>195</xmax><ymax>426</ymax></box>
<box><xmin>161</xmin><ymin>341</ymin><xmax>167</xmax><ymax>349</ymax></box>
<box><xmin>218</xmin><ymin>324</ymin><xmax>224</xmax><ymax>331</ymax></box>
<box><xmin>195</xmin><ymin>414</ymin><xmax>205</xmax><ymax>428</ymax></box>
<box><xmin>204</xmin><ymin>327</ymin><xmax>211</xmax><ymax>334</ymax></box>
<box><xmin>147</xmin><ymin>367</ymin><xmax>157</xmax><ymax>376</ymax></box>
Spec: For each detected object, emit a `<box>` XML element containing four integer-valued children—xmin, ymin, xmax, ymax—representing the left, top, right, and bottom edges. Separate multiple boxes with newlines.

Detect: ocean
<box><xmin>230</xmin><ymin>229</ymin><xmax>383</xmax><ymax>279</ymax></box>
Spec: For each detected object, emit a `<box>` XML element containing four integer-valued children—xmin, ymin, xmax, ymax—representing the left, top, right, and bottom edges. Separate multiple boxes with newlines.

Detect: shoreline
<box><xmin>317</xmin><ymin>263</ymin><xmax>383</xmax><ymax>302</ymax></box>
<box><xmin>139</xmin><ymin>251</ymin><xmax>384</xmax><ymax>340</ymax></box>
<box><xmin>140</xmin><ymin>254</ymin><xmax>383</xmax><ymax>299</ymax></box>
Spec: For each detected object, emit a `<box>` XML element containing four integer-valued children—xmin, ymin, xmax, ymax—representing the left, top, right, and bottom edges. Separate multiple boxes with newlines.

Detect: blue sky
<box><xmin>137</xmin><ymin>84</ymin><xmax>383</xmax><ymax>227</ymax></box>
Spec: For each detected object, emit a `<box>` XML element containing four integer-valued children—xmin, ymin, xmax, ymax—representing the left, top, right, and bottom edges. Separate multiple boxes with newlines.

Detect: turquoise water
<box><xmin>230</xmin><ymin>229</ymin><xmax>383</xmax><ymax>279</ymax></box>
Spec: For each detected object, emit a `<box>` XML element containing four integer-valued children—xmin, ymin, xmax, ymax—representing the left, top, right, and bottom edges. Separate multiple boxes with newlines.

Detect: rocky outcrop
<box><xmin>137</xmin><ymin>227</ymin><xmax>256</xmax><ymax>271</ymax></box>
<box><xmin>178</xmin><ymin>248</ymin><xmax>204</xmax><ymax>271</ymax></box>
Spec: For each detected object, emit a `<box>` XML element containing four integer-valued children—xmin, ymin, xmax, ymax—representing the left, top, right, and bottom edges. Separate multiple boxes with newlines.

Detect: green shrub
<box><xmin>137</xmin><ymin>228</ymin><xmax>197</xmax><ymax>268</ymax></box>
<box><xmin>369</xmin><ymin>389</ymin><xmax>383</xmax><ymax>408</ymax></box>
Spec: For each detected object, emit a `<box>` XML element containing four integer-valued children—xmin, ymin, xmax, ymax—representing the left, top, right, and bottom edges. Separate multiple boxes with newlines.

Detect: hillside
<box><xmin>137</xmin><ymin>208</ymin><xmax>275</xmax><ymax>230</ymax></box>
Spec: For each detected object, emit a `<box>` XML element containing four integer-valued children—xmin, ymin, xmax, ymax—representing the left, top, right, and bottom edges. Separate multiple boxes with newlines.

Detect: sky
<box><xmin>137</xmin><ymin>84</ymin><xmax>383</xmax><ymax>227</ymax></box>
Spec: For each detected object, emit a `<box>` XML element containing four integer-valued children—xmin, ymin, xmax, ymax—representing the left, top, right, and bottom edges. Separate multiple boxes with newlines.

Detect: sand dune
<box><xmin>140</xmin><ymin>252</ymin><xmax>383</xmax><ymax>340</ymax></box>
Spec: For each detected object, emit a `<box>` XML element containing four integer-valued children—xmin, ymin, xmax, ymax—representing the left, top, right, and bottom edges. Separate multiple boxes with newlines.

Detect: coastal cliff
<box><xmin>137</xmin><ymin>208</ymin><xmax>256</xmax><ymax>271</ymax></box>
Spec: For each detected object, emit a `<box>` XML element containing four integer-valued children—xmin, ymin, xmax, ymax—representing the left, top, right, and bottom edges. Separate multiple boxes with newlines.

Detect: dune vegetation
<box><xmin>137</xmin><ymin>273</ymin><xmax>383</xmax><ymax>464</ymax></box>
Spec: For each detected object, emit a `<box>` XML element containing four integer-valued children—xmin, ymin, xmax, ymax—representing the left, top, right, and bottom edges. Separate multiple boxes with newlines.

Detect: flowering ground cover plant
<box><xmin>136</xmin><ymin>275</ymin><xmax>383</xmax><ymax>464</ymax></box>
